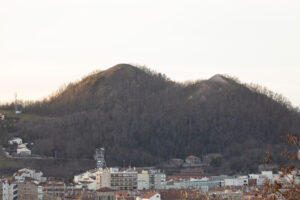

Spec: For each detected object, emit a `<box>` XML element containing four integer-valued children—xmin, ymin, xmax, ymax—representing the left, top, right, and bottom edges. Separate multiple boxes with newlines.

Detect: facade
<box><xmin>0</xmin><ymin>181</ymin><xmax>2</xmax><ymax>200</ymax></box>
<box><xmin>14</xmin><ymin>168</ymin><xmax>46</xmax><ymax>183</ymax></box>
<box><xmin>139</xmin><ymin>192</ymin><xmax>161</xmax><ymax>200</ymax></box>
<box><xmin>185</xmin><ymin>155</ymin><xmax>201</xmax><ymax>165</ymax></box>
<box><xmin>18</xmin><ymin>179</ymin><xmax>39</xmax><ymax>200</ymax></box>
<box><xmin>8</xmin><ymin>138</ymin><xmax>22</xmax><ymax>145</ymax></box>
<box><xmin>74</xmin><ymin>169</ymin><xmax>97</xmax><ymax>190</ymax></box>
<box><xmin>110</xmin><ymin>168</ymin><xmax>137</xmax><ymax>190</ymax></box>
<box><xmin>74</xmin><ymin>168</ymin><xmax>110</xmax><ymax>190</ymax></box>
<box><xmin>64</xmin><ymin>189</ymin><xmax>95</xmax><ymax>200</ymax></box>
<box><xmin>149</xmin><ymin>170</ymin><xmax>166</xmax><ymax>189</ymax></box>
<box><xmin>183</xmin><ymin>178</ymin><xmax>224</xmax><ymax>191</ymax></box>
<box><xmin>137</xmin><ymin>171</ymin><xmax>150</xmax><ymax>190</ymax></box>
<box><xmin>1</xmin><ymin>179</ymin><xmax>18</xmax><ymax>200</ymax></box>
<box><xmin>16</xmin><ymin>147</ymin><xmax>31</xmax><ymax>156</ymax></box>
<box><xmin>41</xmin><ymin>180</ymin><xmax>66</xmax><ymax>199</ymax></box>
<box><xmin>95</xmin><ymin>187</ymin><xmax>115</xmax><ymax>200</ymax></box>
<box><xmin>224</xmin><ymin>178</ymin><xmax>248</xmax><ymax>186</ymax></box>
<box><xmin>97</xmin><ymin>169</ymin><xmax>111</xmax><ymax>190</ymax></box>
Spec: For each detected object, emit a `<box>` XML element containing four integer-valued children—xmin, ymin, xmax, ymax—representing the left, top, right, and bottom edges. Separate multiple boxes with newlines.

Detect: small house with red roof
<box><xmin>185</xmin><ymin>155</ymin><xmax>201</xmax><ymax>165</ymax></box>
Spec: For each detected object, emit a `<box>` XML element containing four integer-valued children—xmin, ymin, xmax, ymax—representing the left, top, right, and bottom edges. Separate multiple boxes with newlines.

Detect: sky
<box><xmin>0</xmin><ymin>0</ymin><xmax>300</xmax><ymax>107</ymax></box>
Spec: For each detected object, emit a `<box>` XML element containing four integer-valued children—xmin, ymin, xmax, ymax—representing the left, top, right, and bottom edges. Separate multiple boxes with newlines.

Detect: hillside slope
<box><xmin>11</xmin><ymin>64</ymin><xmax>300</xmax><ymax>173</ymax></box>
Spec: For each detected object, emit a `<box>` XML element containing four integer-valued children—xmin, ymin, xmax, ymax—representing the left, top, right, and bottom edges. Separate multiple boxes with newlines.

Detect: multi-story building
<box><xmin>149</xmin><ymin>170</ymin><xmax>166</xmax><ymax>189</ymax></box>
<box><xmin>40</xmin><ymin>179</ymin><xmax>66</xmax><ymax>199</ymax></box>
<box><xmin>96</xmin><ymin>168</ymin><xmax>111</xmax><ymax>190</ymax></box>
<box><xmin>137</xmin><ymin>170</ymin><xmax>150</xmax><ymax>190</ymax></box>
<box><xmin>18</xmin><ymin>178</ymin><xmax>39</xmax><ymax>200</ymax></box>
<box><xmin>0</xmin><ymin>181</ymin><xmax>3</xmax><ymax>200</ymax></box>
<box><xmin>1</xmin><ymin>179</ymin><xmax>18</xmax><ymax>200</ymax></box>
<box><xmin>110</xmin><ymin>168</ymin><xmax>137</xmax><ymax>190</ymax></box>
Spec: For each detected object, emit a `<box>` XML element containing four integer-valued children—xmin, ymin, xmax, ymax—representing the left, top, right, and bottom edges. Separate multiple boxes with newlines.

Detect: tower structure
<box><xmin>94</xmin><ymin>147</ymin><xmax>106</xmax><ymax>169</ymax></box>
<box><xmin>14</xmin><ymin>93</ymin><xmax>18</xmax><ymax>113</ymax></box>
<box><xmin>14</xmin><ymin>93</ymin><xmax>21</xmax><ymax>114</ymax></box>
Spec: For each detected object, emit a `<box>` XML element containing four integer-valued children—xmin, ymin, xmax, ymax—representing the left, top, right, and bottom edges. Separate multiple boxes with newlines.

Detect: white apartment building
<box><xmin>149</xmin><ymin>170</ymin><xmax>166</xmax><ymax>189</ymax></box>
<box><xmin>0</xmin><ymin>179</ymin><xmax>18</xmax><ymax>200</ymax></box>
<box><xmin>137</xmin><ymin>171</ymin><xmax>150</xmax><ymax>190</ymax></box>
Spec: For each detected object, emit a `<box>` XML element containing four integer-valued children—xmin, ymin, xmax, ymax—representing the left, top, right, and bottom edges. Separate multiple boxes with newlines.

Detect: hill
<box><xmin>3</xmin><ymin>64</ymin><xmax>300</xmax><ymax>174</ymax></box>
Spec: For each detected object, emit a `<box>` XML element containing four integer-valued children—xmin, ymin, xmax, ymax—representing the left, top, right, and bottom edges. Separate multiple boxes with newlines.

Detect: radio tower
<box><xmin>94</xmin><ymin>147</ymin><xmax>106</xmax><ymax>169</ymax></box>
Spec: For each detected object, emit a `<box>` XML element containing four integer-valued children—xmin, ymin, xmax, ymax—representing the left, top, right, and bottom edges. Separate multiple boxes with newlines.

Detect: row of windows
<box><xmin>111</xmin><ymin>174</ymin><xmax>137</xmax><ymax>177</ymax></box>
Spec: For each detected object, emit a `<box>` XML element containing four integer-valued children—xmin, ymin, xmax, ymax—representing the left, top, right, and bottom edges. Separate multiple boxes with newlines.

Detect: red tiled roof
<box><xmin>143</xmin><ymin>191</ymin><xmax>158</xmax><ymax>199</ymax></box>
<box><xmin>186</xmin><ymin>155</ymin><xmax>199</xmax><ymax>159</ymax></box>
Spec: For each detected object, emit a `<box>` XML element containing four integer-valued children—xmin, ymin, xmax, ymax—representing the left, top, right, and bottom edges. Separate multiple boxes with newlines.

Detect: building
<box><xmin>110</xmin><ymin>168</ymin><xmax>137</xmax><ymax>190</ymax></box>
<box><xmin>40</xmin><ymin>179</ymin><xmax>66</xmax><ymax>199</ymax></box>
<box><xmin>0</xmin><ymin>113</ymin><xmax>5</xmax><ymax>120</ymax></box>
<box><xmin>74</xmin><ymin>168</ymin><xmax>110</xmax><ymax>190</ymax></box>
<box><xmin>1</xmin><ymin>179</ymin><xmax>18</xmax><ymax>200</ymax></box>
<box><xmin>183</xmin><ymin>177</ymin><xmax>225</xmax><ymax>191</ymax></box>
<box><xmin>138</xmin><ymin>192</ymin><xmax>161</xmax><ymax>200</ymax></box>
<box><xmin>149</xmin><ymin>170</ymin><xmax>166</xmax><ymax>189</ymax></box>
<box><xmin>0</xmin><ymin>181</ymin><xmax>2</xmax><ymax>199</ymax></box>
<box><xmin>64</xmin><ymin>189</ymin><xmax>96</xmax><ymax>200</ymax></box>
<box><xmin>16</xmin><ymin>146</ymin><xmax>31</xmax><ymax>156</ymax></box>
<box><xmin>95</xmin><ymin>187</ymin><xmax>115</xmax><ymax>200</ymax></box>
<box><xmin>8</xmin><ymin>138</ymin><xmax>23</xmax><ymax>145</ymax></box>
<box><xmin>137</xmin><ymin>171</ymin><xmax>150</xmax><ymax>190</ymax></box>
<box><xmin>14</xmin><ymin>168</ymin><xmax>46</xmax><ymax>183</ymax></box>
<box><xmin>224</xmin><ymin>177</ymin><xmax>248</xmax><ymax>186</ymax></box>
<box><xmin>96</xmin><ymin>169</ymin><xmax>111</xmax><ymax>190</ymax></box>
<box><xmin>18</xmin><ymin>178</ymin><xmax>39</xmax><ymax>200</ymax></box>
<box><xmin>185</xmin><ymin>155</ymin><xmax>201</xmax><ymax>165</ymax></box>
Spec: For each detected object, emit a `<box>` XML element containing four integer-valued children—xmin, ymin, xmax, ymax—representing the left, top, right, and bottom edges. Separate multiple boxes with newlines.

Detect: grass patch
<box><xmin>0</xmin><ymin>110</ymin><xmax>51</xmax><ymax>121</ymax></box>
<box><xmin>0</xmin><ymin>150</ymin><xmax>23</xmax><ymax>169</ymax></box>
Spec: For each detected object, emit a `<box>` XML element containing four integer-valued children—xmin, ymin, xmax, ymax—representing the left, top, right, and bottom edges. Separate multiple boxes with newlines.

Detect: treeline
<box><xmin>3</xmin><ymin>64</ymin><xmax>300</xmax><ymax>173</ymax></box>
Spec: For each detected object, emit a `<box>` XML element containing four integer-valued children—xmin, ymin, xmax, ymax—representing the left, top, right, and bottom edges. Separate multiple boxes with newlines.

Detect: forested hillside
<box><xmin>2</xmin><ymin>64</ymin><xmax>300</xmax><ymax>173</ymax></box>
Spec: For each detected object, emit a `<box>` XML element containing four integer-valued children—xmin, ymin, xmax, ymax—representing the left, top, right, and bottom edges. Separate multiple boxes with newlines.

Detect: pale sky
<box><xmin>0</xmin><ymin>0</ymin><xmax>300</xmax><ymax>107</ymax></box>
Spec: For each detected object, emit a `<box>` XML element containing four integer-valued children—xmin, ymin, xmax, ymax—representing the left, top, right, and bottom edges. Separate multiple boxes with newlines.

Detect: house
<box><xmin>0</xmin><ymin>113</ymin><xmax>5</xmax><ymax>120</ymax></box>
<box><xmin>17</xmin><ymin>146</ymin><xmax>31</xmax><ymax>156</ymax></box>
<box><xmin>8</xmin><ymin>137</ymin><xmax>23</xmax><ymax>145</ymax></box>
<box><xmin>185</xmin><ymin>155</ymin><xmax>201</xmax><ymax>165</ymax></box>
<box><xmin>140</xmin><ymin>192</ymin><xmax>161</xmax><ymax>200</ymax></box>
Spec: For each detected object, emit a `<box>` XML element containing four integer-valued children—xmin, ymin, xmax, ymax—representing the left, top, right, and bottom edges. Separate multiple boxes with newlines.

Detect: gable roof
<box><xmin>143</xmin><ymin>191</ymin><xmax>158</xmax><ymax>199</ymax></box>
